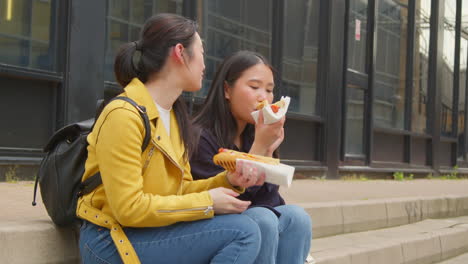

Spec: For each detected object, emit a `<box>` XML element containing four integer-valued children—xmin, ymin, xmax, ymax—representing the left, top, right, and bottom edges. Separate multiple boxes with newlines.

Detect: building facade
<box><xmin>1</xmin><ymin>0</ymin><xmax>467</xmax><ymax>179</ymax></box>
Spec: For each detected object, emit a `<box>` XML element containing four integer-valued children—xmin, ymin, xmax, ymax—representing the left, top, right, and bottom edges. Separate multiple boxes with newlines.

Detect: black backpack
<box><xmin>32</xmin><ymin>97</ymin><xmax>151</xmax><ymax>227</ymax></box>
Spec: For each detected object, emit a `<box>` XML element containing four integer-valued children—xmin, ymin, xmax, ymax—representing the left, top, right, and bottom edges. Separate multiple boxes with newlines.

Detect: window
<box><xmin>344</xmin><ymin>0</ymin><xmax>369</xmax><ymax>157</ymax></box>
<box><xmin>0</xmin><ymin>0</ymin><xmax>56</xmax><ymax>71</ymax></box>
<box><xmin>197</xmin><ymin>0</ymin><xmax>272</xmax><ymax>97</ymax></box>
<box><xmin>441</xmin><ymin>0</ymin><xmax>457</xmax><ymax>137</ymax></box>
<box><xmin>345</xmin><ymin>87</ymin><xmax>365</xmax><ymax>155</ymax></box>
<box><xmin>347</xmin><ymin>0</ymin><xmax>368</xmax><ymax>73</ymax></box>
<box><xmin>282</xmin><ymin>0</ymin><xmax>320</xmax><ymax>116</ymax></box>
<box><xmin>373</xmin><ymin>0</ymin><xmax>408</xmax><ymax>130</ymax></box>
<box><xmin>458</xmin><ymin>8</ymin><xmax>468</xmax><ymax>159</ymax></box>
<box><xmin>104</xmin><ymin>0</ymin><xmax>183</xmax><ymax>82</ymax></box>
<box><xmin>411</xmin><ymin>0</ymin><xmax>431</xmax><ymax>134</ymax></box>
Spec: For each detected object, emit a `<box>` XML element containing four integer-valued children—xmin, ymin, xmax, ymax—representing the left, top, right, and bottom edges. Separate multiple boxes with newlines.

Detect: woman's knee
<box><xmin>278</xmin><ymin>205</ymin><xmax>312</xmax><ymax>233</ymax></box>
<box><xmin>224</xmin><ymin>214</ymin><xmax>262</xmax><ymax>242</ymax></box>
<box><xmin>243</xmin><ymin>207</ymin><xmax>280</xmax><ymax>233</ymax></box>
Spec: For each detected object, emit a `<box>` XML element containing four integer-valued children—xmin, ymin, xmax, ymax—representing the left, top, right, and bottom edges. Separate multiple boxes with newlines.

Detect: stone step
<box><xmin>312</xmin><ymin>216</ymin><xmax>468</xmax><ymax>264</ymax></box>
<box><xmin>302</xmin><ymin>195</ymin><xmax>468</xmax><ymax>238</ymax></box>
<box><xmin>3</xmin><ymin>180</ymin><xmax>468</xmax><ymax>263</ymax></box>
<box><xmin>438</xmin><ymin>252</ymin><xmax>468</xmax><ymax>264</ymax></box>
<box><xmin>0</xmin><ymin>221</ymin><xmax>79</xmax><ymax>264</ymax></box>
<box><xmin>3</xmin><ymin>195</ymin><xmax>468</xmax><ymax>264</ymax></box>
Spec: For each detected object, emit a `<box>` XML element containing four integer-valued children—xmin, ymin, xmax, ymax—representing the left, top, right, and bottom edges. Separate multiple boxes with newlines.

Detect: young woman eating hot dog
<box><xmin>191</xmin><ymin>50</ymin><xmax>312</xmax><ymax>264</ymax></box>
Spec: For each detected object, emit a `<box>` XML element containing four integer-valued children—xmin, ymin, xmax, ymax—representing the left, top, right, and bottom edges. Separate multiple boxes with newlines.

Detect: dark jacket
<box><xmin>190</xmin><ymin>128</ymin><xmax>285</xmax><ymax>208</ymax></box>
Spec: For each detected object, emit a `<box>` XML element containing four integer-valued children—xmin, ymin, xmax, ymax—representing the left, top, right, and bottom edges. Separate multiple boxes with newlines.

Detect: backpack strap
<box><xmin>113</xmin><ymin>96</ymin><xmax>151</xmax><ymax>151</ymax></box>
<box><xmin>78</xmin><ymin>96</ymin><xmax>151</xmax><ymax>197</ymax></box>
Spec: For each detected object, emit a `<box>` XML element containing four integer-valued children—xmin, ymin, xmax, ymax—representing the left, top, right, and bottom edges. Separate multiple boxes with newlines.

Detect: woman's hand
<box><xmin>250</xmin><ymin>111</ymin><xmax>285</xmax><ymax>156</ymax></box>
<box><xmin>266</xmin><ymin>125</ymin><xmax>284</xmax><ymax>156</ymax></box>
<box><xmin>208</xmin><ymin>187</ymin><xmax>251</xmax><ymax>214</ymax></box>
<box><xmin>226</xmin><ymin>160</ymin><xmax>266</xmax><ymax>188</ymax></box>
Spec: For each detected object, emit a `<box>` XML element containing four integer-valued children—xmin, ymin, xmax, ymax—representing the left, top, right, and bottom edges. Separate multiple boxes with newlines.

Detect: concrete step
<box><xmin>3</xmin><ymin>180</ymin><xmax>468</xmax><ymax>263</ymax></box>
<box><xmin>312</xmin><ymin>216</ymin><xmax>468</xmax><ymax>264</ymax></box>
<box><xmin>4</xmin><ymin>195</ymin><xmax>468</xmax><ymax>264</ymax></box>
<box><xmin>303</xmin><ymin>195</ymin><xmax>468</xmax><ymax>238</ymax></box>
<box><xmin>438</xmin><ymin>252</ymin><xmax>468</xmax><ymax>264</ymax></box>
<box><xmin>0</xmin><ymin>221</ymin><xmax>79</xmax><ymax>264</ymax></box>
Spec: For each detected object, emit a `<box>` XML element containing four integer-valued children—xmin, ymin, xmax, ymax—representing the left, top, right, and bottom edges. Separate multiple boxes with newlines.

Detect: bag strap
<box><xmin>77</xmin><ymin>96</ymin><xmax>152</xmax><ymax>197</ymax></box>
<box><xmin>113</xmin><ymin>96</ymin><xmax>151</xmax><ymax>151</ymax></box>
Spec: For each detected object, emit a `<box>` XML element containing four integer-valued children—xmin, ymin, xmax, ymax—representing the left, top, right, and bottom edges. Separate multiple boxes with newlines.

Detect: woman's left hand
<box><xmin>250</xmin><ymin>112</ymin><xmax>285</xmax><ymax>156</ymax></box>
<box><xmin>226</xmin><ymin>160</ymin><xmax>266</xmax><ymax>188</ymax></box>
<box><xmin>266</xmin><ymin>125</ymin><xmax>284</xmax><ymax>156</ymax></box>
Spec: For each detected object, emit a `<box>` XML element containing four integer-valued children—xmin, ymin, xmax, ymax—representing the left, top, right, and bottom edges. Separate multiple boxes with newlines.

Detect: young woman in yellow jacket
<box><xmin>77</xmin><ymin>13</ymin><xmax>265</xmax><ymax>264</ymax></box>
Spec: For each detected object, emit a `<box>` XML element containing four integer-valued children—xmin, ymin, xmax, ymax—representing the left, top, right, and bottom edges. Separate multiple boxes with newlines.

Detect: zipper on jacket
<box><xmin>151</xmin><ymin>139</ymin><xmax>183</xmax><ymax>173</ymax></box>
<box><xmin>157</xmin><ymin>206</ymin><xmax>213</xmax><ymax>215</ymax></box>
<box><xmin>151</xmin><ymin>139</ymin><xmax>185</xmax><ymax>195</ymax></box>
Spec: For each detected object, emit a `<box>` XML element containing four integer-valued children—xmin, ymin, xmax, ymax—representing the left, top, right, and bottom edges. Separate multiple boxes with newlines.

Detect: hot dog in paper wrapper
<box><xmin>251</xmin><ymin>96</ymin><xmax>291</xmax><ymax>125</ymax></box>
<box><xmin>213</xmin><ymin>148</ymin><xmax>295</xmax><ymax>187</ymax></box>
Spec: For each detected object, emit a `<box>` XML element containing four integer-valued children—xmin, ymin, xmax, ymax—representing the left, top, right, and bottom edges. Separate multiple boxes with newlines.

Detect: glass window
<box><xmin>441</xmin><ymin>0</ymin><xmax>457</xmax><ymax>137</ymax></box>
<box><xmin>281</xmin><ymin>0</ymin><xmax>320</xmax><ymax>116</ymax></box>
<box><xmin>0</xmin><ymin>0</ymin><xmax>56</xmax><ymax>71</ymax></box>
<box><xmin>345</xmin><ymin>0</ymin><xmax>368</xmax><ymax>157</ymax></box>
<box><xmin>104</xmin><ymin>0</ymin><xmax>183</xmax><ymax>82</ymax></box>
<box><xmin>197</xmin><ymin>0</ymin><xmax>272</xmax><ymax>97</ymax></box>
<box><xmin>345</xmin><ymin>87</ymin><xmax>365</xmax><ymax>156</ymax></box>
<box><xmin>373</xmin><ymin>0</ymin><xmax>408</xmax><ymax>130</ymax></box>
<box><xmin>458</xmin><ymin>38</ymin><xmax>466</xmax><ymax>158</ymax></box>
<box><xmin>347</xmin><ymin>0</ymin><xmax>368</xmax><ymax>73</ymax></box>
<box><xmin>458</xmin><ymin>6</ymin><xmax>468</xmax><ymax>159</ymax></box>
<box><xmin>412</xmin><ymin>0</ymin><xmax>431</xmax><ymax>134</ymax></box>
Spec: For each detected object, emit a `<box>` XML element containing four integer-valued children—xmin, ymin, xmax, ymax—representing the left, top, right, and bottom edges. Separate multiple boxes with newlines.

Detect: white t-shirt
<box><xmin>154</xmin><ymin>101</ymin><xmax>171</xmax><ymax>136</ymax></box>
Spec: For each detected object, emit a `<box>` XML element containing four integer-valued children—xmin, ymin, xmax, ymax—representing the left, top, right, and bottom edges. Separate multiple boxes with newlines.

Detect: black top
<box><xmin>190</xmin><ymin>128</ymin><xmax>285</xmax><ymax>208</ymax></box>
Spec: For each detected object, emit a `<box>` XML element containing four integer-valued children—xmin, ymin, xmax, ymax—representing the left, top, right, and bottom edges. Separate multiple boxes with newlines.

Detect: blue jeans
<box><xmin>79</xmin><ymin>214</ymin><xmax>261</xmax><ymax>264</ymax></box>
<box><xmin>242</xmin><ymin>205</ymin><xmax>312</xmax><ymax>264</ymax></box>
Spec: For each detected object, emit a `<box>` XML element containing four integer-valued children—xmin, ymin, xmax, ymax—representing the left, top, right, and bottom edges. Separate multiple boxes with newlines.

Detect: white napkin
<box><xmin>251</xmin><ymin>96</ymin><xmax>291</xmax><ymax>125</ymax></box>
<box><xmin>238</xmin><ymin>158</ymin><xmax>295</xmax><ymax>187</ymax></box>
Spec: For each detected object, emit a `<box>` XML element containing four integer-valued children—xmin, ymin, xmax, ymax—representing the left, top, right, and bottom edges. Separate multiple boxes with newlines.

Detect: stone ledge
<box><xmin>312</xmin><ymin>216</ymin><xmax>468</xmax><ymax>264</ymax></box>
<box><xmin>299</xmin><ymin>195</ymin><xmax>468</xmax><ymax>239</ymax></box>
<box><xmin>0</xmin><ymin>220</ymin><xmax>79</xmax><ymax>264</ymax></box>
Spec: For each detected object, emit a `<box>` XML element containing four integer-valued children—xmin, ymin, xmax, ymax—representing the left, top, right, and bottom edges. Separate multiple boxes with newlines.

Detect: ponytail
<box><xmin>114</xmin><ymin>42</ymin><xmax>140</xmax><ymax>87</ymax></box>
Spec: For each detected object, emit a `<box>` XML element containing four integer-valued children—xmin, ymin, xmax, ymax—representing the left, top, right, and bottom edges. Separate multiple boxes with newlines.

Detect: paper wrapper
<box><xmin>238</xmin><ymin>158</ymin><xmax>295</xmax><ymax>187</ymax></box>
<box><xmin>251</xmin><ymin>96</ymin><xmax>291</xmax><ymax>125</ymax></box>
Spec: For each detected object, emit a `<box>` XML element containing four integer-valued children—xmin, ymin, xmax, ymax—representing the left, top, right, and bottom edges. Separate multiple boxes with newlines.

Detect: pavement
<box><xmin>2</xmin><ymin>179</ymin><xmax>468</xmax><ymax>223</ymax></box>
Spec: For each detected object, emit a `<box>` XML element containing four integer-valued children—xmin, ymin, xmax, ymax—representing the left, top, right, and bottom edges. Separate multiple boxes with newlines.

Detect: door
<box><xmin>342</xmin><ymin>0</ymin><xmax>372</xmax><ymax>163</ymax></box>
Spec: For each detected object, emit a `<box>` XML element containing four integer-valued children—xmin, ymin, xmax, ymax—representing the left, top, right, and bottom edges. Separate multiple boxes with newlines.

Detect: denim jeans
<box><xmin>79</xmin><ymin>214</ymin><xmax>261</xmax><ymax>264</ymax></box>
<box><xmin>242</xmin><ymin>205</ymin><xmax>312</xmax><ymax>264</ymax></box>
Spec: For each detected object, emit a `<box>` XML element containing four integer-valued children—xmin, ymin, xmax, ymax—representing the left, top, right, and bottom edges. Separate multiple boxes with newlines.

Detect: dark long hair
<box><xmin>193</xmin><ymin>50</ymin><xmax>277</xmax><ymax>157</ymax></box>
<box><xmin>113</xmin><ymin>13</ymin><xmax>198</xmax><ymax>160</ymax></box>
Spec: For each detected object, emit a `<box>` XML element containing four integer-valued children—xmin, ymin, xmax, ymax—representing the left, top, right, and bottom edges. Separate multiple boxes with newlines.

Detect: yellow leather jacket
<box><xmin>76</xmin><ymin>78</ymin><xmax>241</xmax><ymax>263</ymax></box>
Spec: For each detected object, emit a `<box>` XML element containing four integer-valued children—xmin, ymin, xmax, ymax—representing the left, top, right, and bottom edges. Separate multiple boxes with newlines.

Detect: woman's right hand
<box><xmin>208</xmin><ymin>187</ymin><xmax>251</xmax><ymax>214</ymax></box>
<box><xmin>251</xmin><ymin>111</ymin><xmax>285</xmax><ymax>156</ymax></box>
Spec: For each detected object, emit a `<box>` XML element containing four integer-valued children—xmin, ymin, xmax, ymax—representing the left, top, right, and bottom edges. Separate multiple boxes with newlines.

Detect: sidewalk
<box><xmin>2</xmin><ymin>179</ymin><xmax>468</xmax><ymax>223</ymax></box>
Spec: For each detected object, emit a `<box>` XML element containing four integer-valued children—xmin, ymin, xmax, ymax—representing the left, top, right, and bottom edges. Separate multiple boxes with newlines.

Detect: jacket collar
<box><xmin>124</xmin><ymin>78</ymin><xmax>185</xmax><ymax>167</ymax></box>
<box><xmin>123</xmin><ymin>78</ymin><xmax>159</xmax><ymax>121</ymax></box>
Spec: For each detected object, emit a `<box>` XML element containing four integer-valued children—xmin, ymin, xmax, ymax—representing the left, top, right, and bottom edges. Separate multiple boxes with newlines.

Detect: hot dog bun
<box><xmin>256</xmin><ymin>99</ymin><xmax>286</xmax><ymax>113</ymax></box>
<box><xmin>256</xmin><ymin>100</ymin><xmax>268</xmax><ymax>110</ymax></box>
<box><xmin>213</xmin><ymin>148</ymin><xmax>280</xmax><ymax>171</ymax></box>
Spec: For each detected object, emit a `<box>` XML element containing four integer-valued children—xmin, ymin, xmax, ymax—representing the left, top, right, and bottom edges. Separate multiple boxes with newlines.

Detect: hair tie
<box><xmin>132</xmin><ymin>41</ymin><xmax>142</xmax><ymax>73</ymax></box>
<box><xmin>133</xmin><ymin>41</ymin><xmax>141</xmax><ymax>51</ymax></box>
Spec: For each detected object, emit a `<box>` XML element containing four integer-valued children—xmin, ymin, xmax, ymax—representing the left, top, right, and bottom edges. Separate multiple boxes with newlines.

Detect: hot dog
<box><xmin>256</xmin><ymin>99</ymin><xmax>286</xmax><ymax>113</ymax></box>
<box><xmin>213</xmin><ymin>148</ymin><xmax>280</xmax><ymax>171</ymax></box>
